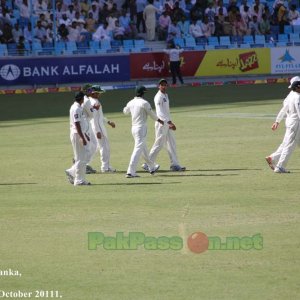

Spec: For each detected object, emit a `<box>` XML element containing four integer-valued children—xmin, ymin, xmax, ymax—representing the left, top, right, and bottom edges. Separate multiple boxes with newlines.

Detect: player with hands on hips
<box><xmin>65</xmin><ymin>91</ymin><xmax>91</xmax><ymax>186</ymax></box>
<box><xmin>266</xmin><ymin>76</ymin><xmax>300</xmax><ymax>173</ymax></box>
<box><xmin>88</xmin><ymin>85</ymin><xmax>116</xmax><ymax>173</ymax></box>
<box><xmin>123</xmin><ymin>85</ymin><xmax>163</xmax><ymax>178</ymax></box>
<box><xmin>143</xmin><ymin>78</ymin><xmax>186</xmax><ymax>172</ymax></box>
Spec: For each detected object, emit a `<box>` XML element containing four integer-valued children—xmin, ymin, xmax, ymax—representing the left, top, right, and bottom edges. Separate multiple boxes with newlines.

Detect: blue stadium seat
<box><xmin>208</xmin><ymin>36</ymin><xmax>219</xmax><ymax>46</ymax></box>
<box><xmin>289</xmin><ymin>33</ymin><xmax>300</xmax><ymax>43</ymax></box>
<box><xmin>134</xmin><ymin>39</ymin><xmax>145</xmax><ymax>49</ymax></box>
<box><xmin>100</xmin><ymin>39</ymin><xmax>112</xmax><ymax>50</ymax></box>
<box><xmin>123</xmin><ymin>39</ymin><xmax>134</xmax><ymax>50</ymax></box>
<box><xmin>110</xmin><ymin>40</ymin><xmax>121</xmax><ymax>50</ymax></box>
<box><xmin>65</xmin><ymin>41</ymin><xmax>77</xmax><ymax>54</ymax></box>
<box><xmin>173</xmin><ymin>37</ymin><xmax>185</xmax><ymax>48</ymax></box>
<box><xmin>278</xmin><ymin>34</ymin><xmax>289</xmax><ymax>42</ymax></box>
<box><xmin>196</xmin><ymin>36</ymin><xmax>207</xmax><ymax>46</ymax></box>
<box><xmin>231</xmin><ymin>35</ymin><xmax>243</xmax><ymax>46</ymax></box>
<box><xmin>54</xmin><ymin>41</ymin><xmax>66</xmax><ymax>55</ymax></box>
<box><xmin>219</xmin><ymin>36</ymin><xmax>232</xmax><ymax>47</ymax></box>
<box><xmin>284</xmin><ymin>25</ymin><xmax>293</xmax><ymax>34</ymax></box>
<box><xmin>239</xmin><ymin>43</ymin><xmax>251</xmax><ymax>49</ymax></box>
<box><xmin>0</xmin><ymin>44</ymin><xmax>8</xmax><ymax>56</ymax></box>
<box><xmin>293</xmin><ymin>26</ymin><xmax>300</xmax><ymax>33</ymax></box>
<box><xmin>185</xmin><ymin>36</ymin><xmax>196</xmax><ymax>48</ymax></box>
<box><xmin>243</xmin><ymin>35</ymin><xmax>254</xmax><ymax>44</ymax></box>
<box><xmin>255</xmin><ymin>35</ymin><xmax>266</xmax><ymax>44</ymax></box>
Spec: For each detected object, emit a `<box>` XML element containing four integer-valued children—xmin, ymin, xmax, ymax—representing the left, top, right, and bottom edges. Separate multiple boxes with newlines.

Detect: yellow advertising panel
<box><xmin>196</xmin><ymin>48</ymin><xmax>270</xmax><ymax>76</ymax></box>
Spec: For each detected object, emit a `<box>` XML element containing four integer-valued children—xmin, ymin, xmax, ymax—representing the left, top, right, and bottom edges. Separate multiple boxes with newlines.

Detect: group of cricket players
<box><xmin>65</xmin><ymin>75</ymin><xmax>300</xmax><ymax>185</ymax></box>
<box><xmin>65</xmin><ymin>79</ymin><xmax>185</xmax><ymax>186</ymax></box>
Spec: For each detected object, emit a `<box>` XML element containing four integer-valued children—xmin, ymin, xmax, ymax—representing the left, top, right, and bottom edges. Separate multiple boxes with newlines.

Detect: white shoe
<box><xmin>274</xmin><ymin>167</ymin><xmax>290</xmax><ymax>173</ymax></box>
<box><xmin>149</xmin><ymin>164</ymin><xmax>160</xmax><ymax>175</ymax></box>
<box><xmin>65</xmin><ymin>170</ymin><xmax>74</xmax><ymax>184</ymax></box>
<box><xmin>74</xmin><ymin>181</ymin><xmax>91</xmax><ymax>186</ymax></box>
<box><xmin>102</xmin><ymin>167</ymin><xmax>116</xmax><ymax>173</ymax></box>
<box><xmin>141</xmin><ymin>163</ymin><xmax>149</xmax><ymax>171</ymax></box>
<box><xmin>125</xmin><ymin>173</ymin><xmax>140</xmax><ymax>178</ymax></box>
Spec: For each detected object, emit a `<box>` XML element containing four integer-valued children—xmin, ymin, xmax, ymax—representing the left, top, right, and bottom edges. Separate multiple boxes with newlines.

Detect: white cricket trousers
<box><xmin>67</xmin><ymin>133</ymin><xmax>89</xmax><ymax>185</ymax></box>
<box><xmin>87</xmin><ymin>129</ymin><xmax>97</xmax><ymax>164</ymax></box>
<box><xmin>97</xmin><ymin>134</ymin><xmax>111</xmax><ymax>172</ymax></box>
<box><xmin>149</xmin><ymin>122</ymin><xmax>179</xmax><ymax>166</ymax></box>
<box><xmin>270</xmin><ymin>123</ymin><xmax>300</xmax><ymax>168</ymax></box>
<box><xmin>127</xmin><ymin>126</ymin><xmax>155</xmax><ymax>175</ymax></box>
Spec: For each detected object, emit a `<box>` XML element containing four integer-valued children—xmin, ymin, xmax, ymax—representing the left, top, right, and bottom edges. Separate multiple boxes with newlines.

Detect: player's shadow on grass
<box><xmin>91</xmin><ymin>182</ymin><xmax>181</xmax><ymax>186</ymax></box>
<box><xmin>157</xmin><ymin>174</ymin><xmax>239</xmax><ymax>177</ymax></box>
<box><xmin>0</xmin><ymin>183</ymin><xmax>37</xmax><ymax>185</ymax></box>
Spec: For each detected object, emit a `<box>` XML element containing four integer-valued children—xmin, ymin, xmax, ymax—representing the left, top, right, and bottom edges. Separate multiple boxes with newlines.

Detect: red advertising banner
<box><xmin>130</xmin><ymin>51</ymin><xmax>206</xmax><ymax>79</ymax></box>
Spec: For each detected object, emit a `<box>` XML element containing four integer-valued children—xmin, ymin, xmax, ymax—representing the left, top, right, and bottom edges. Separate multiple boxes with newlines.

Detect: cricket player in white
<box><xmin>123</xmin><ymin>86</ymin><xmax>163</xmax><ymax>178</ymax></box>
<box><xmin>266</xmin><ymin>77</ymin><xmax>300</xmax><ymax>173</ymax></box>
<box><xmin>82</xmin><ymin>84</ymin><xmax>97</xmax><ymax>174</ymax></box>
<box><xmin>89</xmin><ymin>85</ymin><xmax>116</xmax><ymax>173</ymax></box>
<box><xmin>144</xmin><ymin>79</ymin><xmax>185</xmax><ymax>172</ymax></box>
<box><xmin>65</xmin><ymin>92</ymin><xmax>91</xmax><ymax>185</ymax></box>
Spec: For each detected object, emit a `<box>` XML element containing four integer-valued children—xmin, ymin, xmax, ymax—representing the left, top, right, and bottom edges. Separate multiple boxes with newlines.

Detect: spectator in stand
<box><xmin>167</xmin><ymin>19</ymin><xmax>181</xmax><ymax>42</ymax></box>
<box><xmin>34</xmin><ymin>0</ymin><xmax>48</xmax><ymax>15</ymax></box>
<box><xmin>86</xmin><ymin>11</ymin><xmax>96</xmax><ymax>32</ymax></box>
<box><xmin>259</xmin><ymin>13</ymin><xmax>270</xmax><ymax>34</ymax></box>
<box><xmin>239</xmin><ymin>0</ymin><xmax>248</xmax><ymax>14</ymax></box>
<box><xmin>0</xmin><ymin>23</ymin><xmax>14</xmax><ymax>43</ymax></box>
<box><xmin>45</xmin><ymin>23</ymin><xmax>54</xmax><ymax>43</ymax></box>
<box><xmin>89</xmin><ymin>4</ymin><xmax>99</xmax><ymax>20</ymax></box>
<box><xmin>232</xmin><ymin>13</ymin><xmax>249</xmax><ymax>36</ymax></box>
<box><xmin>190</xmin><ymin>0</ymin><xmax>204</xmax><ymax>21</ymax></box>
<box><xmin>136</xmin><ymin>0</ymin><xmax>146</xmax><ymax>33</ymax></box>
<box><xmin>99</xmin><ymin>3</ymin><xmax>110</xmax><ymax>24</ymax></box>
<box><xmin>217</xmin><ymin>7</ymin><xmax>226</xmax><ymax>23</ymax></box>
<box><xmin>214</xmin><ymin>14</ymin><xmax>224</xmax><ymax>36</ymax></box>
<box><xmin>66</xmin><ymin>4</ymin><xmax>76</xmax><ymax>20</ymax></box>
<box><xmin>251</xmin><ymin>4</ymin><xmax>262</xmax><ymax>22</ymax></box>
<box><xmin>59</xmin><ymin>13</ymin><xmax>72</xmax><ymax>26</ymax></box>
<box><xmin>106</xmin><ymin>12</ymin><xmax>118</xmax><ymax>31</ymax></box>
<box><xmin>143</xmin><ymin>0</ymin><xmax>159</xmax><ymax>41</ymax></box>
<box><xmin>251</xmin><ymin>0</ymin><xmax>264</xmax><ymax>17</ymax></box>
<box><xmin>158</xmin><ymin>10</ymin><xmax>171</xmax><ymax>40</ymax></box>
<box><xmin>214</xmin><ymin>0</ymin><xmax>228</xmax><ymax>17</ymax></box>
<box><xmin>12</xmin><ymin>22</ymin><xmax>23</xmax><ymax>43</ymax></box>
<box><xmin>92</xmin><ymin>22</ymin><xmax>112</xmax><ymax>41</ymax></box>
<box><xmin>119</xmin><ymin>9</ymin><xmax>131</xmax><ymax>30</ymax></box>
<box><xmin>189</xmin><ymin>18</ymin><xmax>204</xmax><ymax>38</ymax></box>
<box><xmin>72</xmin><ymin>0</ymin><xmax>82</xmax><ymax>12</ymax></box>
<box><xmin>227</xmin><ymin>0</ymin><xmax>239</xmax><ymax>13</ymax></box>
<box><xmin>20</xmin><ymin>0</ymin><xmax>30</xmax><ymax>20</ymax></box>
<box><xmin>73</xmin><ymin>11</ymin><xmax>85</xmax><ymax>25</ymax></box>
<box><xmin>222</xmin><ymin>15</ymin><xmax>234</xmax><ymax>35</ymax></box>
<box><xmin>275</xmin><ymin>2</ymin><xmax>288</xmax><ymax>33</ymax></box>
<box><xmin>58</xmin><ymin>23</ymin><xmax>69</xmax><ymax>41</ymax></box>
<box><xmin>127</xmin><ymin>18</ymin><xmax>138</xmax><ymax>39</ymax></box>
<box><xmin>0</xmin><ymin>8</ymin><xmax>12</xmax><ymax>26</ymax></box>
<box><xmin>177</xmin><ymin>15</ymin><xmax>189</xmax><ymax>36</ymax></box>
<box><xmin>17</xmin><ymin>35</ymin><xmax>26</xmax><ymax>55</ymax></box>
<box><xmin>34</xmin><ymin>20</ymin><xmax>47</xmax><ymax>42</ymax></box>
<box><xmin>55</xmin><ymin>1</ymin><xmax>66</xmax><ymax>20</ymax></box>
<box><xmin>24</xmin><ymin>22</ymin><xmax>33</xmax><ymax>43</ymax></box>
<box><xmin>184</xmin><ymin>0</ymin><xmax>193</xmax><ymax>20</ymax></box>
<box><xmin>249</xmin><ymin>15</ymin><xmax>261</xmax><ymax>35</ymax></box>
<box><xmin>80</xmin><ymin>0</ymin><xmax>90</xmax><ymax>17</ymax></box>
<box><xmin>113</xmin><ymin>19</ymin><xmax>125</xmax><ymax>40</ymax></box>
<box><xmin>172</xmin><ymin>1</ymin><xmax>185</xmax><ymax>23</ymax></box>
<box><xmin>228</xmin><ymin>5</ymin><xmax>239</xmax><ymax>24</ymax></box>
<box><xmin>68</xmin><ymin>21</ymin><xmax>81</xmax><ymax>41</ymax></box>
<box><xmin>240</xmin><ymin>5</ymin><xmax>251</xmax><ymax>25</ymax></box>
<box><xmin>202</xmin><ymin>15</ymin><xmax>214</xmax><ymax>37</ymax></box>
<box><xmin>288</xmin><ymin>5</ymin><xmax>300</xmax><ymax>24</ymax></box>
<box><xmin>38</xmin><ymin>13</ymin><xmax>49</xmax><ymax>28</ymax></box>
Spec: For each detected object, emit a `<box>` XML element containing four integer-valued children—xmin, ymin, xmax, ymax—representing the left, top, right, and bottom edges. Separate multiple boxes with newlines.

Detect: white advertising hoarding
<box><xmin>271</xmin><ymin>47</ymin><xmax>300</xmax><ymax>74</ymax></box>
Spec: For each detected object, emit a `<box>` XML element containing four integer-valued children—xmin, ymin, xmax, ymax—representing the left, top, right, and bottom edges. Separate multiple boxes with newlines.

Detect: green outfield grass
<box><xmin>0</xmin><ymin>84</ymin><xmax>299</xmax><ymax>300</ymax></box>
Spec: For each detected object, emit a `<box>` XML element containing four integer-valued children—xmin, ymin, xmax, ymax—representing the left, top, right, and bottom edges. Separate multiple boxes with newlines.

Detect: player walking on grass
<box><xmin>143</xmin><ymin>79</ymin><xmax>186</xmax><ymax>172</ymax></box>
<box><xmin>123</xmin><ymin>85</ymin><xmax>163</xmax><ymax>178</ymax></box>
<box><xmin>266</xmin><ymin>76</ymin><xmax>300</xmax><ymax>173</ymax></box>
<box><xmin>65</xmin><ymin>92</ymin><xmax>91</xmax><ymax>186</ymax></box>
<box><xmin>89</xmin><ymin>85</ymin><xmax>116</xmax><ymax>173</ymax></box>
<box><xmin>82</xmin><ymin>83</ymin><xmax>97</xmax><ymax>174</ymax></box>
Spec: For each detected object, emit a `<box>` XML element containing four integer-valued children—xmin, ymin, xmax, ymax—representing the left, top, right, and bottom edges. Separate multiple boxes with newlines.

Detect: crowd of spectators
<box><xmin>0</xmin><ymin>0</ymin><xmax>299</xmax><ymax>50</ymax></box>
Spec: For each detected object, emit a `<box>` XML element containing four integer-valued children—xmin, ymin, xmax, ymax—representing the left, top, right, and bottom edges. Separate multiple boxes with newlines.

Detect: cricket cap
<box><xmin>82</xmin><ymin>83</ymin><xmax>92</xmax><ymax>93</ymax></box>
<box><xmin>288</xmin><ymin>76</ymin><xmax>300</xmax><ymax>88</ymax></box>
<box><xmin>136</xmin><ymin>85</ymin><xmax>147</xmax><ymax>96</ymax></box>
<box><xmin>291</xmin><ymin>80</ymin><xmax>300</xmax><ymax>89</ymax></box>
<box><xmin>75</xmin><ymin>91</ymin><xmax>85</xmax><ymax>101</ymax></box>
<box><xmin>90</xmin><ymin>85</ymin><xmax>105</xmax><ymax>94</ymax></box>
<box><xmin>159</xmin><ymin>78</ymin><xmax>168</xmax><ymax>85</ymax></box>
